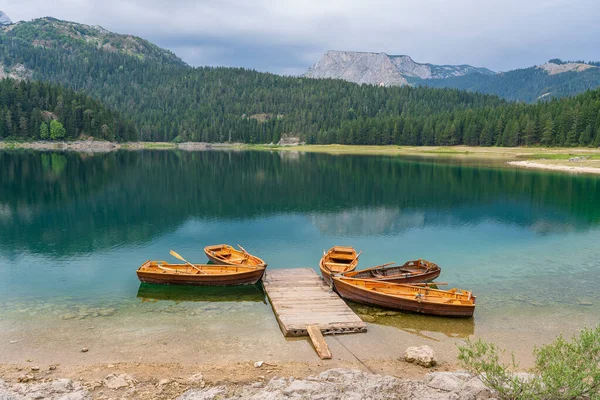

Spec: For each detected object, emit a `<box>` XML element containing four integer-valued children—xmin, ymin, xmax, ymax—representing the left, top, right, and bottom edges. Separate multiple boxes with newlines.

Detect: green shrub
<box><xmin>458</xmin><ymin>326</ymin><xmax>600</xmax><ymax>400</ymax></box>
<box><xmin>49</xmin><ymin>120</ymin><xmax>66</xmax><ymax>140</ymax></box>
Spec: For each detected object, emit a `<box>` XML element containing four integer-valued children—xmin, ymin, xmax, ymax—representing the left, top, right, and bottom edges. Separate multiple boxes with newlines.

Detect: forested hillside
<box><xmin>328</xmin><ymin>88</ymin><xmax>600</xmax><ymax>147</ymax></box>
<box><xmin>0</xmin><ymin>20</ymin><xmax>505</xmax><ymax>143</ymax></box>
<box><xmin>0</xmin><ymin>18</ymin><xmax>599</xmax><ymax>147</ymax></box>
<box><xmin>0</xmin><ymin>78</ymin><xmax>137</xmax><ymax>141</ymax></box>
<box><xmin>424</xmin><ymin>62</ymin><xmax>600</xmax><ymax>103</ymax></box>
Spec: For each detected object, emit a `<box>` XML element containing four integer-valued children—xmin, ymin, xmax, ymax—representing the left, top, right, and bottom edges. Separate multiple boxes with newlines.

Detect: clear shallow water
<box><xmin>0</xmin><ymin>149</ymin><xmax>599</xmax><ymax>341</ymax></box>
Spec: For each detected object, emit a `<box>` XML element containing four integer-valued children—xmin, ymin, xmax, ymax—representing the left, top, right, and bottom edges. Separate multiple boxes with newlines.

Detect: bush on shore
<box><xmin>458</xmin><ymin>325</ymin><xmax>600</xmax><ymax>399</ymax></box>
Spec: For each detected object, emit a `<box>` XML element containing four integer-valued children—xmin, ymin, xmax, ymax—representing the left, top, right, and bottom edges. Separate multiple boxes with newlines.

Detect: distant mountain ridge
<box><xmin>425</xmin><ymin>59</ymin><xmax>600</xmax><ymax>102</ymax></box>
<box><xmin>1</xmin><ymin>17</ymin><xmax>185</xmax><ymax>66</ymax></box>
<box><xmin>307</xmin><ymin>51</ymin><xmax>600</xmax><ymax>102</ymax></box>
<box><xmin>305</xmin><ymin>50</ymin><xmax>493</xmax><ymax>86</ymax></box>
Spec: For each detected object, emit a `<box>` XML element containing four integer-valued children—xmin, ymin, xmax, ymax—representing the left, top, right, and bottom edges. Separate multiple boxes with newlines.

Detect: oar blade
<box><xmin>170</xmin><ymin>250</ymin><xmax>185</xmax><ymax>262</ymax></box>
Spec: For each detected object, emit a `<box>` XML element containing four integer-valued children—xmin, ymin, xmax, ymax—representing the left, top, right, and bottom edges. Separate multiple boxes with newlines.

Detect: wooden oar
<box><xmin>237</xmin><ymin>244</ymin><xmax>249</xmax><ymax>254</ymax></box>
<box><xmin>412</xmin><ymin>282</ymin><xmax>448</xmax><ymax>286</ymax></box>
<box><xmin>352</xmin><ymin>250</ymin><xmax>363</xmax><ymax>264</ymax></box>
<box><xmin>237</xmin><ymin>244</ymin><xmax>251</xmax><ymax>264</ymax></box>
<box><xmin>169</xmin><ymin>250</ymin><xmax>207</xmax><ymax>274</ymax></box>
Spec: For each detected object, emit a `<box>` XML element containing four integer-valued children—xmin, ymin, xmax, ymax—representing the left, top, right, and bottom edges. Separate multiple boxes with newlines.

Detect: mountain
<box><xmin>1</xmin><ymin>17</ymin><xmax>599</xmax><ymax>147</ymax></box>
<box><xmin>306</xmin><ymin>51</ymin><xmax>600</xmax><ymax>103</ymax></box>
<box><xmin>1</xmin><ymin>17</ymin><xmax>185</xmax><ymax>66</ymax></box>
<box><xmin>0</xmin><ymin>17</ymin><xmax>506</xmax><ymax>144</ymax></box>
<box><xmin>305</xmin><ymin>50</ymin><xmax>493</xmax><ymax>86</ymax></box>
<box><xmin>424</xmin><ymin>59</ymin><xmax>600</xmax><ymax>102</ymax></box>
<box><xmin>0</xmin><ymin>11</ymin><xmax>11</xmax><ymax>25</ymax></box>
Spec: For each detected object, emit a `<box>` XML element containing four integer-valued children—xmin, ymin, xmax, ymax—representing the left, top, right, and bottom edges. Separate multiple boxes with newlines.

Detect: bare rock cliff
<box><xmin>0</xmin><ymin>11</ymin><xmax>12</xmax><ymax>25</ymax></box>
<box><xmin>305</xmin><ymin>50</ymin><xmax>494</xmax><ymax>86</ymax></box>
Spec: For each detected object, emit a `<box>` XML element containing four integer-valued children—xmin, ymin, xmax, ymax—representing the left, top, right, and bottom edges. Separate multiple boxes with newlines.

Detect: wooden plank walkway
<box><xmin>263</xmin><ymin>268</ymin><xmax>367</xmax><ymax>337</ymax></box>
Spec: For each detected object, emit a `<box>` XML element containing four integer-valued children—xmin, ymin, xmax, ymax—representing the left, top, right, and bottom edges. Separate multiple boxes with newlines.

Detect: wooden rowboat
<box><xmin>204</xmin><ymin>244</ymin><xmax>266</xmax><ymax>267</ymax></box>
<box><xmin>319</xmin><ymin>246</ymin><xmax>361</xmax><ymax>285</ymax></box>
<box><xmin>136</xmin><ymin>261</ymin><xmax>266</xmax><ymax>286</ymax></box>
<box><xmin>343</xmin><ymin>259</ymin><xmax>441</xmax><ymax>284</ymax></box>
<box><xmin>332</xmin><ymin>277</ymin><xmax>475</xmax><ymax>317</ymax></box>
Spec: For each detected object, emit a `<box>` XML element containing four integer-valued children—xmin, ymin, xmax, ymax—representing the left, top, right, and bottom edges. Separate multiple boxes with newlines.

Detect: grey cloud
<box><xmin>2</xmin><ymin>0</ymin><xmax>600</xmax><ymax>74</ymax></box>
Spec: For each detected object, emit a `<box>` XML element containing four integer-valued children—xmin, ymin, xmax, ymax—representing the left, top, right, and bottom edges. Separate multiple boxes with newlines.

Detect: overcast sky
<box><xmin>2</xmin><ymin>0</ymin><xmax>599</xmax><ymax>75</ymax></box>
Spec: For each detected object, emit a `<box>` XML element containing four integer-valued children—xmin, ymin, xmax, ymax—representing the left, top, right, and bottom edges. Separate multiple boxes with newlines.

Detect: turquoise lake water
<box><xmin>0</xmin><ymin>149</ymin><xmax>599</xmax><ymax>343</ymax></box>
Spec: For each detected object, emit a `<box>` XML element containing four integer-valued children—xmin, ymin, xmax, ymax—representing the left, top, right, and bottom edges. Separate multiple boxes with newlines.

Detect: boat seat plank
<box><xmin>324</xmin><ymin>262</ymin><xmax>352</xmax><ymax>267</ymax></box>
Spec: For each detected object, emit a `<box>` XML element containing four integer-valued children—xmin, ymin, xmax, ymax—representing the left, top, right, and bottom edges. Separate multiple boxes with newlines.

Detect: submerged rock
<box><xmin>405</xmin><ymin>345</ymin><xmax>437</xmax><ymax>368</ymax></box>
<box><xmin>358</xmin><ymin>314</ymin><xmax>376</xmax><ymax>323</ymax></box>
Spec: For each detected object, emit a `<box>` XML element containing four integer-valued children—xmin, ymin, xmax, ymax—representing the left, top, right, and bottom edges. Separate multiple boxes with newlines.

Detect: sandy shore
<box><xmin>263</xmin><ymin>144</ymin><xmax>600</xmax><ymax>159</ymax></box>
<box><xmin>508</xmin><ymin>160</ymin><xmax>600</xmax><ymax>175</ymax></box>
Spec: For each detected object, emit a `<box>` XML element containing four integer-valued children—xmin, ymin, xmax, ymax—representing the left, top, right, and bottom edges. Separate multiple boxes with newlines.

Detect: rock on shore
<box><xmin>178</xmin><ymin>369</ymin><xmax>493</xmax><ymax>400</ymax></box>
<box><xmin>0</xmin><ymin>378</ymin><xmax>89</xmax><ymax>400</ymax></box>
<box><xmin>405</xmin><ymin>345</ymin><xmax>437</xmax><ymax>368</ymax></box>
<box><xmin>0</xmin><ymin>141</ymin><xmax>244</xmax><ymax>152</ymax></box>
<box><xmin>0</xmin><ymin>369</ymin><xmax>494</xmax><ymax>400</ymax></box>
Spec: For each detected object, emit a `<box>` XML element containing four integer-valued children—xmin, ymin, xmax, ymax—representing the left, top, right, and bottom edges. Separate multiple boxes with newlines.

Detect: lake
<box><xmin>0</xmin><ymin>149</ymin><xmax>599</xmax><ymax>363</ymax></box>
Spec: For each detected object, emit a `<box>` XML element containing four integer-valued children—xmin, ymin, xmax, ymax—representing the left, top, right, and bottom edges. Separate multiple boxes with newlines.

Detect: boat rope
<box><xmin>332</xmin><ymin>335</ymin><xmax>374</xmax><ymax>374</ymax></box>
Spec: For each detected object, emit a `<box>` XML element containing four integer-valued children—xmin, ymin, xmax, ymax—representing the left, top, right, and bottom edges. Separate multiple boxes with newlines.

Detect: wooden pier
<box><xmin>263</xmin><ymin>268</ymin><xmax>367</xmax><ymax>338</ymax></box>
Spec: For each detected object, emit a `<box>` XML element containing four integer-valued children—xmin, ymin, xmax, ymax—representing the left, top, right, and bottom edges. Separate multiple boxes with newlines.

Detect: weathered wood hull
<box><xmin>205</xmin><ymin>252</ymin><xmax>229</xmax><ymax>265</ymax></box>
<box><xmin>204</xmin><ymin>244</ymin><xmax>266</xmax><ymax>267</ymax></box>
<box><xmin>136</xmin><ymin>261</ymin><xmax>266</xmax><ymax>286</ymax></box>
<box><xmin>332</xmin><ymin>278</ymin><xmax>475</xmax><ymax>318</ymax></box>
<box><xmin>137</xmin><ymin>270</ymin><xmax>265</xmax><ymax>285</ymax></box>
<box><xmin>319</xmin><ymin>264</ymin><xmax>336</xmax><ymax>286</ymax></box>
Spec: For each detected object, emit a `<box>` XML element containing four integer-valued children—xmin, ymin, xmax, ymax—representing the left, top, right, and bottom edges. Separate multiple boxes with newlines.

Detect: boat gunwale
<box><xmin>137</xmin><ymin>260</ymin><xmax>265</xmax><ymax>277</ymax></box>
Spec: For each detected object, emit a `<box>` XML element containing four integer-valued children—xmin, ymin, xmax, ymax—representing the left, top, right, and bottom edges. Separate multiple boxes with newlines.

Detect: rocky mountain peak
<box><xmin>537</xmin><ymin>59</ymin><xmax>597</xmax><ymax>75</ymax></box>
<box><xmin>0</xmin><ymin>11</ymin><xmax>12</xmax><ymax>25</ymax></box>
<box><xmin>305</xmin><ymin>50</ymin><xmax>494</xmax><ymax>87</ymax></box>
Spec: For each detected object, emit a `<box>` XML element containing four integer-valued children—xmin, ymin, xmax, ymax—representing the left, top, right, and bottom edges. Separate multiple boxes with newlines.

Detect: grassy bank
<box><xmin>255</xmin><ymin>144</ymin><xmax>600</xmax><ymax>158</ymax></box>
<box><xmin>252</xmin><ymin>144</ymin><xmax>600</xmax><ymax>174</ymax></box>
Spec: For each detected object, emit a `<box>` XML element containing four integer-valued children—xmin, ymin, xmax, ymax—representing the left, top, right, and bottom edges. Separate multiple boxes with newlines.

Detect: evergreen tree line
<box><xmin>312</xmin><ymin>89</ymin><xmax>600</xmax><ymax>147</ymax></box>
<box><xmin>0</xmin><ymin>78</ymin><xmax>137</xmax><ymax>141</ymax></box>
<box><xmin>0</xmin><ymin>19</ymin><xmax>599</xmax><ymax>146</ymax></box>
